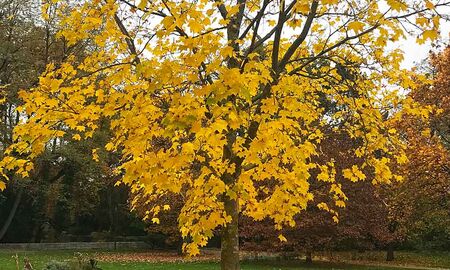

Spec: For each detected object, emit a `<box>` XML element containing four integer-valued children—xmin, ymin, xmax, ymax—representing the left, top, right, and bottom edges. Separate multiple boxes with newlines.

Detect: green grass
<box><xmin>317</xmin><ymin>250</ymin><xmax>450</xmax><ymax>268</ymax></box>
<box><xmin>0</xmin><ymin>250</ymin><xmax>447</xmax><ymax>270</ymax></box>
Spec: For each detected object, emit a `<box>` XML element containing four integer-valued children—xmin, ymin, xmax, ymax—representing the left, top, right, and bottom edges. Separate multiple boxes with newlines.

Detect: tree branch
<box><xmin>278</xmin><ymin>0</ymin><xmax>319</xmax><ymax>72</ymax></box>
<box><xmin>214</xmin><ymin>0</ymin><xmax>228</xmax><ymax>19</ymax></box>
<box><xmin>271</xmin><ymin>0</ymin><xmax>286</xmax><ymax>72</ymax></box>
<box><xmin>113</xmin><ymin>14</ymin><xmax>141</xmax><ymax>64</ymax></box>
<box><xmin>289</xmin><ymin>24</ymin><xmax>380</xmax><ymax>75</ymax></box>
<box><xmin>239</xmin><ymin>0</ymin><xmax>271</xmax><ymax>40</ymax></box>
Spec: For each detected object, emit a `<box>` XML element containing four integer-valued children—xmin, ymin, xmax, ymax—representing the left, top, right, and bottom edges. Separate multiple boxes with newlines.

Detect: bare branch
<box><xmin>387</xmin><ymin>1</ymin><xmax>450</xmax><ymax>20</ymax></box>
<box><xmin>113</xmin><ymin>13</ymin><xmax>141</xmax><ymax>64</ymax></box>
<box><xmin>271</xmin><ymin>0</ymin><xmax>287</xmax><ymax>71</ymax></box>
<box><xmin>244</xmin><ymin>0</ymin><xmax>297</xmax><ymax>59</ymax></box>
<box><xmin>239</xmin><ymin>0</ymin><xmax>271</xmax><ymax>40</ymax></box>
<box><xmin>289</xmin><ymin>24</ymin><xmax>380</xmax><ymax>75</ymax></box>
<box><xmin>213</xmin><ymin>0</ymin><xmax>228</xmax><ymax>19</ymax></box>
<box><xmin>278</xmin><ymin>0</ymin><xmax>319</xmax><ymax>72</ymax></box>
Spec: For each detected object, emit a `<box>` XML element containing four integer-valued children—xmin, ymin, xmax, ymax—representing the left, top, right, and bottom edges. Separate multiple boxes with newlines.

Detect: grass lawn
<box><xmin>316</xmin><ymin>250</ymin><xmax>450</xmax><ymax>269</ymax></box>
<box><xmin>0</xmin><ymin>250</ymin><xmax>448</xmax><ymax>270</ymax></box>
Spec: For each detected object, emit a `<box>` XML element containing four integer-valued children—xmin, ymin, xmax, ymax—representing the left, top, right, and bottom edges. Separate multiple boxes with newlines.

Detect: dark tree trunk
<box><xmin>0</xmin><ymin>188</ymin><xmax>23</xmax><ymax>241</ymax></box>
<box><xmin>177</xmin><ymin>238</ymin><xmax>183</xmax><ymax>255</ymax></box>
<box><xmin>305</xmin><ymin>250</ymin><xmax>313</xmax><ymax>264</ymax></box>
<box><xmin>107</xmin><ymin>186</ymin><xmax>114</xmax><ymax>232</ymax></box>
<box><xmin>386</xmin><ymin>244</ymin><xmax>395</xmax><ymax>261</ymax></box>
<box><xmin>221</xmin><ymin>196</ymin><xmax>240</xmax><ymax>270</ymax></box>
<box><xmin>386</xmin><ymin>220</ymin><xmax>397</xmax><ymax>262</ymax></box>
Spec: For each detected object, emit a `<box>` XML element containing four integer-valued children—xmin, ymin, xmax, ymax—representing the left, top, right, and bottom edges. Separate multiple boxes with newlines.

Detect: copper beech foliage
<box><xmin>239</xmin><ymin>130</ymin><xmax>395</xmax><ymax>253</ymax></box>
<box><xmin>387</xmin><ymin>46</ymin><xmax>450</xmax><ymax>245</ymax></box>
<box><xmin>0</xmin><ymin>0</ymin><xmax>448</xmax><ymax>256</ymax></box>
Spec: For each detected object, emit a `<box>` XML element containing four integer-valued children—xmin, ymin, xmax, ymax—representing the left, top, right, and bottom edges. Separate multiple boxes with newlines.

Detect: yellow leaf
<box><xmin>335</xmin><ymin>200</ymin><xmax>346</xmax><ymax>208</ymax></box>
<box><xmin>105</xmin><ymin>142</ymin><xmax>114</xmax><ymax>151</ymax></box>
<box><xmin>268</xmin><ymin>20</ymin><xmax>277</xmax><ymax>27</ymax></box>
<box><xmin>189</xmin><ymin>19</ymin><xmax>203</xmax><ymax>33</ymax></box>
<box><xmin>416</xmin><ymin>17</ymin><xmax>428</xmax><ymax>26</ymax></box>
<box><xmin>182</xmin><ymin>142</ymin><xmax>195</xmax><ymax>155</ymax></box>
<box><xmin>422</xmin><ymin>30</ymin><xmax>438</xmax><ymax>41</ymax></box>
<box><xmin>75</xmin><ymin>126</ymin><xmax>86</xmax><ymax>132</ymax></box>
<box><xmin>342</xmin><ymin>168</ymin><xmax>354</xmax><ymax>181</ymax></box>
<box><xmin>162</xmin><ymin>16</ymin><xmax>175</xmax><ymax>30</ymax></box>
<box><xmin>322</xmin><ymin>0</ymin><xmax>339</xmax><ymax>5</ymax></box>
<box><xmin>348</xmin><ymin>21</ymin><xmax>365</xmax><ymax>33</ymax></box>
<box><xmin>352</xmin><ymin>165</ymin><xmax>366</xmax><ymax>181</ymax></box>
<box><xmin>317</xmin><ymin>202</ymin><xmax>329</xmax><ymax>211</ymax></box>
<box><xmin>213</xmin><ymin>119</ymin><xmax>228</xmax><ymax>132</ymax></box>
<box><xmin>138</xmin><ymin>0</ymin><xmax>148</xmax><ymax>9</ymax></box>
<box><xmin>396</xmin><ymin>154</ymin><xmax>408</xmax><ymax>164</ymax></box>
<box><xmin>152</xmin><ymin>217</ymin><xmax>160</xmax><ymax>224</ymax></box>
<box><xmin>278</xmin><ymin>234</ymin><xmax>287</xmax><ymax>242</ymax></box>
<box><xmin>0</xmin><ymin>181</ymin><xmax>5</xmax><ymax>191</ymax></box>
<box><xmin>92</xmin><ymin>148</ymin><xmax>100</xmax><ymax>162</ymax></box>
<box><xmin>72</xmin><ymin>134</ymin><xmax>81</xmax><ymax>141</ymax></box>
<box><xmin>425</xmin><ymin>0</ymin><xmax>435</xmax><ymax>9</ymax></box>
<box><xmin>386</xmin><ymin>0</ymin><xmax>407</xmax><ymax>11</ymax></box>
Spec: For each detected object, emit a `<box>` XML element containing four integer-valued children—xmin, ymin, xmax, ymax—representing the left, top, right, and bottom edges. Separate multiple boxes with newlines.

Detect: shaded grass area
<box><xmin>317</xmin><ymin>250</ymin><xmax>450</xmax><ymax>269</ymax></box>
<box><xmin>0</xmin><ymin>250</ymin><xmax>448</xmax><ymax>270</ymax></box>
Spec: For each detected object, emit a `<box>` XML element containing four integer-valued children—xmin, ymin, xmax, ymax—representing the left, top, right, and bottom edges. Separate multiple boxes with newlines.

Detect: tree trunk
<box><xmin>386</xmin><ymin>244</ymin><xmax>395</xmax><ymax>261</ymax></box>
<box><xmin>0</xmin><ymin>188</ymin><xmax>23</xmax><ymax>241</ymax></box>
<box><xmin>221</xmin><ymin>196</ymin><xmax>240</xmax><ymax>270</ymax></box>
<box><xmin>305</xmin><ymin>250</ymin><xmax>313</xmax><ymax>264</ymax></box>
<box><xmin>177</xmin><ymin>238</ymin><xmax>183</xmax><ymax>255</ymax></box>
<box><xmin>386</xmin><ymin>221</ymin><xmax>397</xmax><ymax>262</ymax></box>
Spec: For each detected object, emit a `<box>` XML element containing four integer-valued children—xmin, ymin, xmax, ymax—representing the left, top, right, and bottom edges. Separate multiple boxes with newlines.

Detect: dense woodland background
<box><xmin>0</xmin><ymin>0</ymin><xmax>449</xmax><ymax>261</ymax></box>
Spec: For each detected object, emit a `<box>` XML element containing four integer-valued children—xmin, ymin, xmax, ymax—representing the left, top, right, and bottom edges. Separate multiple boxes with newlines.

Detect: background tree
<box><xmin>132</xmin><ymin>192</ymin><xmax>185</xmax><ymax>251</ymax></box>
<box><xmin>0</xmin><ymin>0</ymin><xmax>146</xmax><ymax>242</ymax></box>
<box><xmin>387</xmin><ymin>46</ymin><xmax>450</xmax><ymax>252</ymax></box>
<box><xmin>0</xmin><ymin>0</ymin><xmax>59</xmax><ymax>241</ymax></box>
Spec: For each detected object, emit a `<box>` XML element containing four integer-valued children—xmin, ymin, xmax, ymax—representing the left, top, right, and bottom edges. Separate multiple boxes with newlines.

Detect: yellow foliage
<box><xmin>0</xmin><ymin>0</ymin><xmax>444</xmax><ymax>256</ymax></box>
<box><xmin>347</xmin><ymin>21</ymin><xmax>365</xmax><ymax>33</ymax></box>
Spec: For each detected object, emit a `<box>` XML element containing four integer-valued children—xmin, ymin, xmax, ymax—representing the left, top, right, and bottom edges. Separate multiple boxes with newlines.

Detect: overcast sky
<box><xmin>401</xmin><ymin>18</ymin><xmax>450</xmax><ymax>69</ymax></box>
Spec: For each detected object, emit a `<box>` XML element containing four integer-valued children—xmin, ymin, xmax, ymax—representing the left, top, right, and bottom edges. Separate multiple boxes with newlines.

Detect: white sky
<box><xmin>401</xmin><ymin>18</ymin><xmax>450</xmax><ymax>69</ymax></box>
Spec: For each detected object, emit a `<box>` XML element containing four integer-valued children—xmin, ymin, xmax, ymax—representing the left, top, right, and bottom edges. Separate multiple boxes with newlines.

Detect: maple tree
<box><xmin>0</xmin><ymin>0</ymin><xmax>448</xmax><ymax>269</ymax></box>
